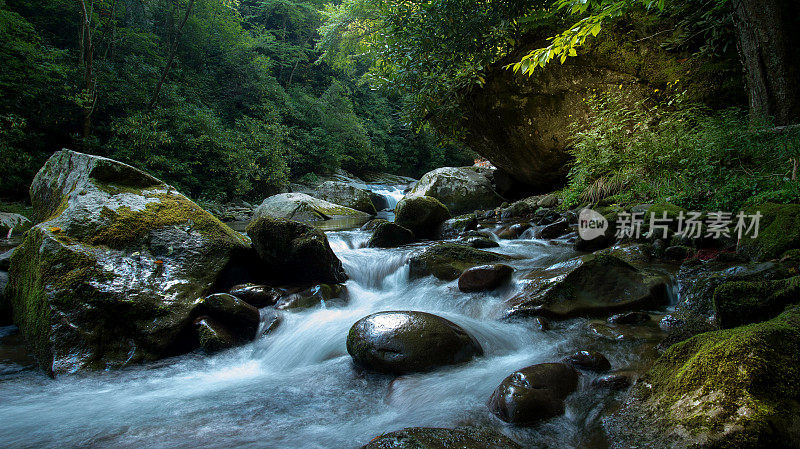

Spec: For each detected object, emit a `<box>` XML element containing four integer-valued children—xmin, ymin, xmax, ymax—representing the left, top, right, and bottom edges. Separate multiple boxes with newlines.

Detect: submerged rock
<box><xmin>435</xmin><ymin>213</ymin><xmax>478</xmax><ymax>240</ymax></box>
<box><xmin>246</xmin><ymin>216</ymin><xmax>347</xmax><ymax>284</ymax></box>
<box><xmin>458</xmin><ymin>264</ymin><xmax>514</xmax><ymax>292</ymax></box>
<box><xmin>394</xmin><ymin>196</ymin><xmax>451</xmax><ymax>239</ymax></box>
<box><xmin>408</xmin><ymin>243</ymin><xmax>510</xmax><ymax>281</ymax></box>
<box><xmin>277</xmin><ymin>284</ymin><xmax>348</xmax><ymax>310</ymax></box>
<box><xmin>368</xmin><ymin>221</ymin><xmax>415</xmax><ymax>248</ymax></box>
<box><xmin>608</xmin><ymin>307</ymin><xmax>800</xmax><ymax>449</ymax></box>
<box><xmin>313</xmin><ymin>181</ymin><xmax>378</xmax><ymax>215</ymax></box>
<box><xmin>406</xmin><ymin>167</ymin><xmax>503</xmax><ymax>215</ymax></box>
<box><xmin>507</xmin><ymin>254</ymin><xmax>668</xmax><ymax>319</ymax></box>
<box><xmin>6</xmin><ymin>150</ymin><xmax>251</xmax><ymax>375</ymax></box>
<box><xmin>228</xmin><ymin>283</ymin><xmax>282</xmax><ymax>308</ymax></box>
<box><xmin>562</xmin><ymin>350</ymin><xmax>611</xmax><ymax>372</ymax></box>
<box><xmin>487</xmin><ymin>363</ymin><xmax>579</xmax><ymax>425</ymax></box>
<box><xmin>346</xmin><ymin>311</ymin><xmax>483</xmax><ymax>373</ymax></box>
<box><xmin>253</xmin><ymin>192</ymin><xmax>371</xmax><ymax>223</ymax></box>
<box><xmin>361</xmin><ymin>427</ymin><xmax>521</xmax><ymax>449</ymax></box>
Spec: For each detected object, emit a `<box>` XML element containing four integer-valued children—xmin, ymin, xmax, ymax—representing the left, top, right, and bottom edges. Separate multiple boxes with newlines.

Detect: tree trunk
<box><xmin>148</xmin><ymin>0</ymin><xmax>196</xmax><ymax>110</ymax></box>
<box><xmin>733</xmin><ymin>0</ymin><xmax>800</xmax><ymax>126</ymax></box>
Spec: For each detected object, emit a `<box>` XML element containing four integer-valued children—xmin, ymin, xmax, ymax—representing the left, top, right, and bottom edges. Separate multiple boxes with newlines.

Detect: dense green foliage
<box><xmin>0</xmin><ymin>0</ymin><xmax>470</xmax><ymax>201</ymax></box>
<box><xmin>560</xmin><ymin>90</ymin><xmax>800</xmax><ymax>211</ymax></box>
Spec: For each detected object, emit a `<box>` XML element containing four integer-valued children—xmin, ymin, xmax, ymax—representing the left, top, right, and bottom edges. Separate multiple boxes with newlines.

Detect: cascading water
<box><xmin>0</xmin><ymin>226</ymin><xmax>661</xmax><ymax>449</ymax></box>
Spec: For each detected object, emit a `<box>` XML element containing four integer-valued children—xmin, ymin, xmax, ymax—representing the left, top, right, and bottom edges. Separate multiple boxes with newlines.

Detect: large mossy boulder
<box><xmin>253</xmin><ymin>192</ymin><xmax>371</xmax><ymax>223</ymax></box>
<box><xmin>713</xmin><ymin>275</ymin><xmax>800</xmax><ymax>329</ymax></box>
<box><xmin>487</xmin><ymin>363</ymin><xmax>579</xmax><ymax>425</ymax></box>
<box><xmin>367</xmin><ymin>221</ymin><xmax>415</xmax><ymax>248</ymax></box>
<box><xmin>394</xmin><ymin>196</ymin><xmax>451</xmax><ymax>239</ymax></box>
<box><xmin>408</xmin><ymin>243</ymin><xmax>511</xmax><ymax>281</ymax></box>
<box><xmin>739</xmin><ymin>203</ymin><xmax>800</xmax><ymax>261</ymax></box>
<box><xmin>406</xmin><ymin>167</ymin><xmax>503</xmax><ymax>215</ymax></box>
<box><xmin>361</xmin><ymin>427</ymin><xmax>521</xmax><ymax>449</ymax></box>
<box><xmin>346</xmin><ymin>311</ymin><xmax>483</xmax><ymax>373</ymax></box>
<box><xmin>7</xmin><ymin>149</ymin><xmax>251</xmax><ymax>375</ymax></box>
<box><xmin>313</xmin><ymin>181</ymin><xmax>378</xmax><ymax>215</ymax></box>
<box><xmin>608</xmin><ymin>307</ymin><xmax>800</xmax><ymax>449</ymax></box>
<box><xmin>246</xmin><ymin>216</ymin><xmax>347</xmax><ymax>284</ymax></box>
<box><xmin>507</xmin><ymin>254</ymin><xmax>668</xmax><ymax>319</ymax></box>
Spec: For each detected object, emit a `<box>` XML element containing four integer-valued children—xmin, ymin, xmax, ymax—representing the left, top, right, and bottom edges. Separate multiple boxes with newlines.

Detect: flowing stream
<box><xmin>0</xmin><ymin>188</ymin><xmax>669</xmax><ymax>449</ymax></box>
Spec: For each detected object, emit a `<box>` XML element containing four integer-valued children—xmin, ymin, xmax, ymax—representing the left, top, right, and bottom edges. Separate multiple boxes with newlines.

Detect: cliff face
<box><xmin>456</xmin><ymin>17</ymin><xmax>744</xmax><ymax>191</ymax></box>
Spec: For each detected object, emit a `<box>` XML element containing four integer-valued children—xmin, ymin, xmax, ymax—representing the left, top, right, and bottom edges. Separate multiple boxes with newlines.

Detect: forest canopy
<box><xmin>0</xmin><ymin>0</ymin><xmax>472</xmax><ymax>201</ymax></box>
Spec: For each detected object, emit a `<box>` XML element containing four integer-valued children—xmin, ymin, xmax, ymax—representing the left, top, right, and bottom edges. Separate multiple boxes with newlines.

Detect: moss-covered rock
<box><xmin>406</xmin><ymin>167</ymin><xmax>503</xmax><ymax>215</ymax></box>
<box><xmin>713</xmin><ymin>276</ymin><xmax>800</xmax><ymax>329</ymax></box>
<box><xmin>368</xmin><ymin>221</ymin><xmax>415</xmax><ymax>248</ymax></box>
<box><xmin>0</xmin><ymin>271</ymin><xmax>10</xmax><ymax>326</ymax></box>
<box><xmin>194</xmin><ymin>316</ymin><xmax>236</xmax><ymax>353</ymax></box>
<box><xmin>609</xmin><ymin>307</ymin><xmax>800</xmax><ymax>449</ymax></box>
<box><xmin>394</xmin><ymin>196</ymin><xmax>451</xmax><ymax>239</ymax></box>
<box><xmin>435</xmin><ymin>213</ymin><xmax>478</xmax><ymax>240</ymax></box>
<box><xmin>313</xmin><ymin>181</ymin><xmax>378</xmax><ymax>215</ymax></box>
<box><xmin>740</xmin><ymin>203</ymin><xmax>800</xmax><ymax>261</ymax></box>
<box><xmin>252</xmin><ymin>192</ymin><xmax>371</xmax><ymax>223</ymax></box>
<box><xmin>246</xmin><ymin>216</ymin><xmax>347</xmax><ymax>284</ymax></box>
<box><xmin>361</xmin><ymin>427</ymin><xmax>521</xmax><ymax>449</ymax></box>
<box><xmin>8</xmin><ymin>150</ymin><xmax>250</xmax><ymax>375</ymax></box>
<box><xmin>408</xmin><ymin>243</ymin><xmax>510</xmax><ymax>281</ymax></box>
<box><xmin>507</xmin><ymin>254</ymin><xmax>668</xmax><ymax>319</ymax></box>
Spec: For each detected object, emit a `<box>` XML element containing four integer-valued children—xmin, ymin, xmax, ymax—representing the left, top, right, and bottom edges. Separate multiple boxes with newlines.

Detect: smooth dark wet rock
<box><xmin>435</xmin><ymin>213</ymin><xmax>479</xmax><ymax>240</ymax></box>
<box><xmin>531</xmin><ymin>316</ymin><xmax>551</xmax><ymax>331</ymax></box>
<box><xmin>369</xmin><ymin>192</ymin><xmax>389</xmax><ymax>212</ymax></box>
<box><xmin>361</xmin><ymin>218</ymin><xmax>388</xmax><ymax>231</ymax></box>
<box><xmin>193</xmin><ymin>293</ymin><xmax>260</xmax><ymax>341</ymax></box>
<box><xmin>408</xmin><ymin>243</ymin><xmax>511</xmax><ymax>281</ymax></box>
<box><xmin>346</xmin><ymin>311</ymin><xmax>483</xmax><ymax>374</ymax></box>
<box><xmin>562</xmin><ymin>350</ymin><xmax>611</xmax><ymax>372</ymax></box>
<box><xmin>0</xmin><ymin>213</ymin><xmax>31</xmax><ymax>236</ymax></box>
<box><xmin>592</xmin><ymin>372</ymin><xmax>635</xmax><ymax>390</ymax></box>
<box><xmin>406</xmin><ymin>167</ymin><xmax>503</xmax><ymax>215</ymax></box>
<box><xmin>361</xmin><ymin>427</ymin><xmax>522</xmax><ymax>449</ymax></box>
<box><xmin>608</xmin><ymin>312</ymin><xmax>651</xmax><ymax>325</ymax></box>
<box><xmin>228</xmin><ymin>283</ymin><xmax>281</xmax><ymax>308</ymax></box>
<box><xmin>608</xmin><ymin>307</ymin><xmax>800</xmax><ymax>449</ymax></box>
<box><xmin>368</xmin><ymin>221</ymin><xmax>415</xmax><ymax>248</ymax></box>
<box><xmin>247</xmin><ymin>216</ymin><xmax>347</xmax><ymax>284</ymax></box>
<box><xmin>663</xmin><ymin>245</ymin><xmax>695</xmax><ymax>261</ymax></box>
<box><xmin>460</xmin><ymin>235</ymin><xmax>499</xmax><ymax>249</ymax></box>
<box><xmin>487</xmin><ymin>362</ymin><xmax>579</xmax><ymax>425</ymax></box>
<box><xmin>7</xmin><ymin>149</ymin><xmax>250</xmax><ymax>375</ymax></box>
<box><xmin>496</xmin><ymin>223</ymin><xmax>530</xmax><ymax>240</ymax></box>
<box><xmin>535</xmin><ymin>219</ymin><xmax>569</xmax><ymax>239</ymax></box>
<box><xmin>277</xmin><ymin>284</ymin><xmax>348</xmax><ymax>310</ymax></box>
<box><xmin>394</xmin><ymin>196</ymin><xmax>451</xmax><ymax>239</ymax></box>
<box><xmin>252</xmin><ymin>192</ymin><xmax>371</xmax><ymax>222</ymax></box>
<box><xmin>507</xmin><ymin>254</ymin><xmax>669</xmax><ymax>319</ymax></box>
<box><xmin>587</xmin><ymin>321</ymin><xmax>664</xmax><ymax>342</ymax></box>
<box><xmin>194</xmin><ymin>316</ymin><xmax>236</xmax><ymax>353</ymax></box>
<box><xmin>458</xmin><ymin>264</ymin><xmax>514</xmax><ymax>292</ymax></box>
<box><xmin>313</xmin><ymin>181</ymin><xmax>378</xmax><ymax>215</ymax></box>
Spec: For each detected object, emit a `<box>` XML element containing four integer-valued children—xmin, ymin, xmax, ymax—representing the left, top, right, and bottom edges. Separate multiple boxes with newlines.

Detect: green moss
<box><xmin>714</xmin><ymin>276</ymin><xmax>800</xmax><ymax>329</ymax></box>
<box><xmin>740</xmin><ymin>203</ymin><xmax>800</xmax><ymax>261</ymax></box>
<box><xmin>643</xmin><ymin>307</ymin><xmax>800</xmax><ymax>448</ymax></box>
<box><xmin>88</xmin><ymin>192</ymin><xmax>247</xmax><ymax>249</ymax></box>
<box><xmin>395</xmin><ymin>195</ymin><xmax>451</xmax><ymax>239</ymax></box>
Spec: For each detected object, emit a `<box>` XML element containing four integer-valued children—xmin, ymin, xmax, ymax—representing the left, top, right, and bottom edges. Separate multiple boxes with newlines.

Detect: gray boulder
<box><xmin>7</xmin><ymin>149</ymin><xmax>250</xmax><ymax>375</ymax></box>
<box><xmin>253</xmin><ymin>192</ymin><xmax>371</xmax><ymax>223</ymax></box>
<box><xmin>406</xmin><ymin>167</ymin><xmax>503</xmax><ymax>215</ymax></box>
<box><xmin>314</xmin><ymin>181</ymin><xmax>378</xmax><ymax>215</ymax></box>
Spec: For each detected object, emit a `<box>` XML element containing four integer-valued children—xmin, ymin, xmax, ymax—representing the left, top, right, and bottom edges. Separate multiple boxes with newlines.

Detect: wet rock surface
<box><xmin>487</xmin><ymin>362</ymin><xmax>579</xmax><ymax>425</ymax></box>
<box><xmin>277</xmin><ymin>284</ymin><xmax>348</xmax><ymax>310</ymax></box>
<box><xmin>368</xmin><ymin>221</ymin><xmax>415</xmax><ymax>248</ymax></box>
<box><xmin>361</xmin><ymin>427</ymin><xmax>521</xmax><ymax>449</ymax></box>
<box><xmin>457</xmin><ymin>264</ymin><xmax>513</xmax><ymax>292</ymax></box>
<box><xmin>562</xmin><ymin>350</ymin><xmax>611</xmax><ymax>372</ymax></box>
<box><xmin>228</xmin><ymin>283</ymin><xmax>282</xmax><ymax>308</ymax></box>
<box><xmin>408</xmin><ymin>243</ymin><xmax>510</xmax><ymax>281</ymax></box>
<box><xmin>347</xmin><ymin>311</ymin><xmax>483</xmax><ymax>374</ymax></box>
<box><xmin>394</xmin><ymin>196</ymin><xmax>451</xmax><ymax>239</ymax></box>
